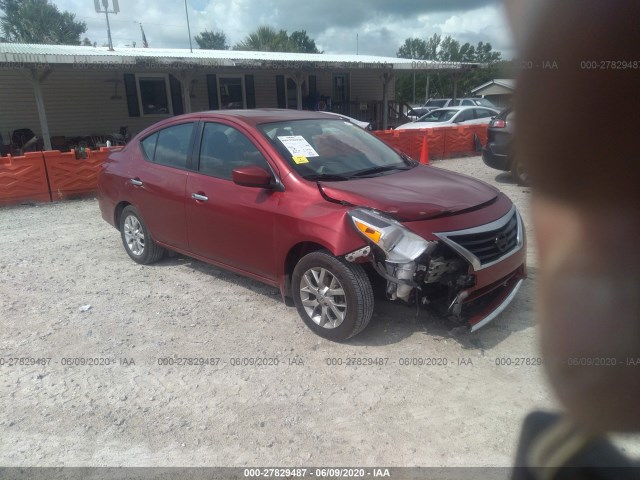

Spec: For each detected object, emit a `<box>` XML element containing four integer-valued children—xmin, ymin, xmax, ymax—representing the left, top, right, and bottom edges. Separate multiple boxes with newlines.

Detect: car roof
<box><xmin>186</xmin><ymin>108</ymin><xmax>342</xmax><ymax>126</ymax></box>
<box><xmin>430</xmin><ymin>106</ymin><xmax>473</xmax><ymax>112</ymax></box>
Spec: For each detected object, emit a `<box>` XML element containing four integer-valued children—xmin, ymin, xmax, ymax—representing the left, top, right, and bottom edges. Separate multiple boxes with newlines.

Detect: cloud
<box><xmin>50</xmin><ymin>0</ymin><xmax>512</xmax><ymax>57</ymax></box>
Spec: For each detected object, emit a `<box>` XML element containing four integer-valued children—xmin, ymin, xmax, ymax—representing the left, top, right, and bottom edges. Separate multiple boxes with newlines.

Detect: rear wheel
<box><xmin>119</xmin><ymin>206</ymin><xmax>165</xmax><ymax>264</ymax></box>
<box><xmin>292</xmin><ymin>251</ymin><xmax>374</xmax><ymax>341</ymax></box>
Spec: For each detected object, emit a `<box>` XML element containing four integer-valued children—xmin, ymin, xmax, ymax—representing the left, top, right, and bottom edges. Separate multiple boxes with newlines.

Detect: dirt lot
<box><xmin>0</xmin><ymin>156</ymin><xmax>637</xmax><ymax>469</ymax></box>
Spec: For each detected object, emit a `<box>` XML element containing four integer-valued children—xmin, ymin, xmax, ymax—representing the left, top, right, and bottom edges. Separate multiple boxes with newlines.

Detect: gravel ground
<box><xmin>0</xmin><ymin>156</ymin><xmax>637</xmax><ymax>468</ymax></box>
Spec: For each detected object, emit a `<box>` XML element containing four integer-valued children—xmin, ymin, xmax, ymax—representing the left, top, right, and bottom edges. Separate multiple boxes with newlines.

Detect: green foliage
<box><xmin>194</xmin><ymin>30</ymin><xmax>229</xmax><ymax>50</ymax></box>
<box><xmin>289</xmin><ymin>30</ymin><xmax>321</xmax><ymax>53</ymax></box>
<box><xmin>0</xmin><ymin>0</ymin><xmax>87</xmax><ymax>45</ymax></box>
<box><xmin>234</xmin><ymin>25</ymin><xmax>321</xmax><ymax>53</ymax></box>
<box><xmin>396</xmin><ymin>33</ymin><xmax>507</xmax><ymax>104</ymax></box>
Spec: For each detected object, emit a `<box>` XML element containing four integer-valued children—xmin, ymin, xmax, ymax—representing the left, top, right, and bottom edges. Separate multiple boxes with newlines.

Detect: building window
<box><xmin>136</xmin><ymin>74</ymin><xmax>172</xmax><ymax>115</ymax></box>
<box><xmin>285</xmin><ymin>77</ymin><xmax>307</xmax><ymax>109</ymax></box>
<box><xmin>218</xmin><ymin>76</ymin><xmax>245</xmax><ymax>109</ymax></box>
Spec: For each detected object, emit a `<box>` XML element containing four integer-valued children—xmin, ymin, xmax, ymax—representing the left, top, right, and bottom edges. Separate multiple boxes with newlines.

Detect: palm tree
<box><xmin>234</xmin><ymin>26</ymin><xmax>293</xmax><ymax>52</ymax></box>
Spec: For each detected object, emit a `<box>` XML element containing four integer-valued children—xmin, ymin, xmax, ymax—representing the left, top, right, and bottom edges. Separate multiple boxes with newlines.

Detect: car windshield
<box><xmin>258</xmin><ymin>119</ymin><xmax>415</xmax><ymax>181</ymax></box>
<box><xmin>417</xmin><ymin>109</ymin><xmax>458</xmax><ymax>123</ymax></box>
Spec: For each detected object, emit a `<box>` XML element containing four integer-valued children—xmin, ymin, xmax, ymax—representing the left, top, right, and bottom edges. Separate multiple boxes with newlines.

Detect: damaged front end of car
<box><xmin>345</xmin><ymin>206</ymin><xmax>526</xmax><ymax>332</ymax></box>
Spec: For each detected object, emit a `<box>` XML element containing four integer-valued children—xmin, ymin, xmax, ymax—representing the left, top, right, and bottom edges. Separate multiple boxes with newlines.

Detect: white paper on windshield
<box><xmin>277</xmin><ymin>136</ymin><xmax>319</xmax><ymax>158</ymax></box>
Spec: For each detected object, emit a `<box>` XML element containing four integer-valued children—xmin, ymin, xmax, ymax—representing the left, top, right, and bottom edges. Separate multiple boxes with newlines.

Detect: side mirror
<box><xmin>232</xmin><ymin>165</ymin><xmax>275</xmax><ymax>189</ymax></box>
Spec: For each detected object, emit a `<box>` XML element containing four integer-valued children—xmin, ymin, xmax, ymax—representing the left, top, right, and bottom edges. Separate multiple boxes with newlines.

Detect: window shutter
<box><xmin>123</xmin><ymin>73</ymin><xmax>140</xmax><ymax>117</ymax></box>
<box><xmin>206</xmin><ymin>74</ymin><xmax>219</xmax><ymax>110</ymax></box>
<box><xmin>309</xmin><ymin>75</ymin><xmax>317</xmax><ymax>96</ymax></box>
<box><xmin>169</xmin><ymin>75</ymin><xmax>184</xmax><ymax>115</ymax></box>
<box><xmin>245</xmin><ymin>75</ymin><xmax>256</xmax><ymax>109</ymax></box>
<box><xmin>276</xmin><ymin>75</ymin><xmax>286</xmax><ymax>109</ymax></box>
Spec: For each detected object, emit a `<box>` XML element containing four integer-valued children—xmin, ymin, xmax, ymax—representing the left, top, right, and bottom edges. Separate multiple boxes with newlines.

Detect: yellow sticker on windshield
<box><xmin>292</xmin><ymin>156</ymin><xmax>309</xmax><ymax>164</ymax></box>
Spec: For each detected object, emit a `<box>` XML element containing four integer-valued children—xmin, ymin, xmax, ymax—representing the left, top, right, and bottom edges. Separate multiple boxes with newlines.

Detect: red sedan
<box><xmin>98</xmin><ymin>109</ymin><xmax>525</xmax><ymax>340</ymax></box>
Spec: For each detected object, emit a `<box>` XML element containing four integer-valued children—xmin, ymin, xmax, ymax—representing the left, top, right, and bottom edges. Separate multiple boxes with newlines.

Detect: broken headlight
<box><xmin>347</xmin><ymin>208</ymin><xmax>436</xmax><ymax>263</ymax></box>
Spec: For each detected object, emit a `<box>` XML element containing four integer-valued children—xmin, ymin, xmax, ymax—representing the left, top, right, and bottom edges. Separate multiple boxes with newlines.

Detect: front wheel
<box><xmin>292</xmin><ymin>251</ymin><xmax>374</xmax><ymax>341</ymax></box>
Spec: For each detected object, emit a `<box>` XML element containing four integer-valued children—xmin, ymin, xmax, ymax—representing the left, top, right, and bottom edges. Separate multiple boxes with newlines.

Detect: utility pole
<box><xmin>185</xmin><ymin>0</ymin><xmax>193</xmax><ymax>53</ymax></box>
<box><xmin>94</xmin><ymin>0</ymin><xmax>119</xmax><ymax>51</ymax></box>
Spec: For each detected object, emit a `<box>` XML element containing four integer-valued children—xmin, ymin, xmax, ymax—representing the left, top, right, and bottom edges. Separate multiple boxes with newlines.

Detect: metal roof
<box><xmin>0</xmin><ymin>43</ymin><xmax>481</xmax><ymax>71</ymax></box>
<box><xmin>471</xmin><ymin>78</ymin><xmax>516</xmax><ymax>93</ymax></box>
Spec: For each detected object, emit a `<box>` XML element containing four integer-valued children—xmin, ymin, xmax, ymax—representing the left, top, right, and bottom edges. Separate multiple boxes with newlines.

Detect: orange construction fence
<box><xmin>44</xmin><ymin>147</ymin><xmax>110</xmax><ymax>200</ymax></box>
<box><xmin>374</xmin><ymin>124</ymin><xmax>489</xmax><ymax>161</ymax></box>
<box><xmin>0</xmin><ymin>152</ymin><xmax>51</xmax><ymax>206</ymax></box>
<box><xmin>0</xmin><ymin>147</ymin><xmax>112</xmax><ymax>206</ymax></box>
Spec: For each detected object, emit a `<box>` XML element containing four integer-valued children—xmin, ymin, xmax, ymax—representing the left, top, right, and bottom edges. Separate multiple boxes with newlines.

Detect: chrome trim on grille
<box><xmin>469</xmin><ymin>279</ymin><xmax>524</xmax><ymax>332</ymax></box>
<box><xmin>434</xmin><ymin>205</ymin><xmax>524</xmax><ymax>271</ymax></box>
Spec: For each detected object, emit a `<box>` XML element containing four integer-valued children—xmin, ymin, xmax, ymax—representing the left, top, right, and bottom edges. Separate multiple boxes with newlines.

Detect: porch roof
<box><xmin>0</xmin><ymin>43</ymin><xmax>481</xmax><ymax>72</ymax></box>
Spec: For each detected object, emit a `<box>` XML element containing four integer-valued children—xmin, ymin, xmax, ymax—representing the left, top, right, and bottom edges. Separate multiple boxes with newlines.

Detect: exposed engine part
<box><xmin>370</xmin><ymin>258</ymin><xmax>418</xmax><ymax>289</ymax></box>
<box><xmin>448</xmin><ymin>290</ymin><xmax>469</xmax><ymax>319</ymax></box>
<box><xmin>395</xmin><ymin>262</ymin><xmax>416</xmax><ymax>301</ymax></box>
<box><xmin>424</xmin><ymin>256</ymin><xmax>466</xmax><ymax>284</ymax></box>
<box><xmin>384</xmin><ymin>261</ymin><xmax>417</xmax><ymax>301</ymax></box>
<box><xmin>344</xmin><ymin>245</ymin><xmax>371</xmax><ymax>262</ymax></box>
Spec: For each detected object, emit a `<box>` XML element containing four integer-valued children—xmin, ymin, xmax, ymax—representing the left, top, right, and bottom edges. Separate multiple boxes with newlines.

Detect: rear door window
<box><xmin>456</xmin><ymin>109</ymin><xmax>474</xmax><ymax>122</ymax></box>
<box><xmin>474</xmin><ymin>108</ymin><xmax>495</xmax><ymax>119</ymax></box>
<box><xmin>140</xmin><ymin>123</ymin><xmax>194</xmax><ymax>169</ymax></box>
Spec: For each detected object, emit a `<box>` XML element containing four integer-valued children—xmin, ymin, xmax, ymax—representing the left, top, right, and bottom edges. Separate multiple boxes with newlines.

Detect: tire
<box><xmin>510</xmin><ymin>157</ymin><xmax>530</xmax><ymax>186</ymax></box>
<box><xmin>292</xmin><ymin>250</ymin><xmax>374</xmax><ymax>341</ymax></box>
<box><xmin>119</xmin><ymin>205</ymin><xmax>165</xmax><ymax>265</ymax></box>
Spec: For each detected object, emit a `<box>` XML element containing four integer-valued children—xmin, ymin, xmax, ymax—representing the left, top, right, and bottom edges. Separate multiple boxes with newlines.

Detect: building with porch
<box><xmin>0</xmin><ymin>43</ymin><xmax>482</xmax><ymax>151</ymax></box>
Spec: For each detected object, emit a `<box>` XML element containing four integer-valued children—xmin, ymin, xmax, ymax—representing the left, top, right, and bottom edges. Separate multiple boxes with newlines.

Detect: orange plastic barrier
<box><xmin>43</xmin><ymin>148</ymin><xmax>109</xmax><ymax>200</ymax></box>
<box><xmin>472</xmin><ymin>124</ymin><xmax>489</xmax><ymax>147</ymax></box>
<box><xmin>425</xmin><ymin>128</ymin><xmax>446</xmax><ymax>158</ymax></box>
<box><xmin>376</xmin><ymin>125</ymin><xmax>490</xmax><ymax>161</ymax></box>
<box><xmin>0</xmin><ymin>152</ymin><xmax>51</xmax><ymax>206</ymax></box>
<box><xmin>373</xmin><ymin>130</ymin><xmax>429</xmax><ymax>163</ymax></box>
<box><xmin>443</xmin><ymin>125</ymin><xmax>475</xmax><ymax>157</ymax></box>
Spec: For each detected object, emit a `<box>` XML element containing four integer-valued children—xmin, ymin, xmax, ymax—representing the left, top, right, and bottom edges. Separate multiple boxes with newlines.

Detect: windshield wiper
<box><xmin>305</xmin><ymin>173</ymin><xmax>353</xmax><ymax>181</ymax></box>
<box><xmin>349</xmin><ymin>165</ymin><xmax>413</xmax><ymax>178</ymax></box>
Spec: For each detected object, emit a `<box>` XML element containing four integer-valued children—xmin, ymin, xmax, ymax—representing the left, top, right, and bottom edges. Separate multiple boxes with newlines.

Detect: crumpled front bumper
<box><xmin>455</xmin><ymin>265</ymin><xmax>526</xmax><ymax>332</ymax></box>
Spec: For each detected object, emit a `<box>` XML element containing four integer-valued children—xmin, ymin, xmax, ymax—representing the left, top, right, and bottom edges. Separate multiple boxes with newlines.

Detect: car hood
<box><xmin>318</xmin><ymin>166</ymin><xmax>499</xmax><ymax>221</ymax></box>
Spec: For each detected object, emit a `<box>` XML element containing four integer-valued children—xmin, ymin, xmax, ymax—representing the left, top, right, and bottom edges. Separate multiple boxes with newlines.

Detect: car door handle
<box><xmin>191</xmin><ymin>193</ymin><xmax>209</xmax><ymax>202</ymax></box>
<box><xmin>130</xmin><ymin>178</ymin><xmax>143</xmax><ymax>186</ymax></box>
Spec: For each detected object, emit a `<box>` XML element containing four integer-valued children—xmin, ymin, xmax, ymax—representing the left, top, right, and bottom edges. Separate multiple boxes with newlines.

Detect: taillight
<box><xmin>492</xmin><ymin>119</ymin><xmax>506</xmax><ymax>128</ymax></box>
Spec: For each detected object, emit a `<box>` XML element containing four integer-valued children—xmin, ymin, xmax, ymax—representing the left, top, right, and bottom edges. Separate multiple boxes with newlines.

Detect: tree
<box><xmin>395</xmin><ymin>33</ymin><xmax>505</xmax><ymax>104</ymax></box>
<box><xmin>234</xmin><ymin>25</ymin><xmax>291</xmax><ymax>52</ymax></box>
<box><xmin>0</xmin><ymin>0</ymin><xmax>87</xmax><ymax>45</ymax></box>
<box><xmin>194</xmin><ymin>30</ymin><xmax>229</xmax><ymax>50</ymax></box>
<box><xmin>234</xmin><ymin>26</ymin><xmax>322</xmax><ymax>53</ymax></box>
<box><xmin>289</xmin><ymin>30</ymin><xmax>321</xmax><ymax>53</ymax></box>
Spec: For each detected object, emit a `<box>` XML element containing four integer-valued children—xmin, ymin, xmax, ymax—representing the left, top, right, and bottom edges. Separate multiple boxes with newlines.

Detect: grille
<box><xmin>448</xmin><ymin>213</ymin><xmax>518</xmax><ymax>265</ymax></box>
<box><xmin>434</xmin><ymin>207</ymin><xmax>522</xmax><ymax>270</ymax></box>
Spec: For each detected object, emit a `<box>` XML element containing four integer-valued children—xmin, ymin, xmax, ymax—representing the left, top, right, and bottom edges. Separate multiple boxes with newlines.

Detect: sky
<box><xmin>51</xmin><ymin>0</ymin><xmax>514</xmax><ymax>58</ymax></box>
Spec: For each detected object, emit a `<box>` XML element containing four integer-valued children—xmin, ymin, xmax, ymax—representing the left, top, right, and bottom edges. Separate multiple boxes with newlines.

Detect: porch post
<box><xmin>179</xmin><ymin>70</ymin><xmax>194</xmax><ymax>113</ymax></box>
<box><xmin>291</xmin><ymin>71</ymin><xmax>305</xmax><ymax>110</ymax></box>
<box><xmin>28</xmin><ymin>68</ymin><xmax>53</xmax><ymax>151</ymax></box>
<box><xmin>451</xmin><ymin>72</ymin><xmax>460</xmax><ymax>103</ymax></box>
<box><xmin>381</xmin><ymin>72</ymin><xmax>393</xmax><ymax>130</ymax></box>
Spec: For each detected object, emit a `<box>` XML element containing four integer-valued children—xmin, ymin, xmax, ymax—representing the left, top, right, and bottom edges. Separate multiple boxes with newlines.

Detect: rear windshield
<box><xmin>425</xmin><ymin>99</ymin><xmax>448</xmax><ymax>108</ymax></box>
<box><xmin>473</xmin><ymin>98</ymin><xmax>497</xmax><ymax>108</ymax></box>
